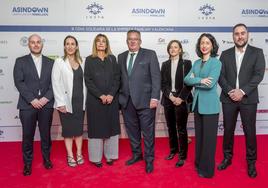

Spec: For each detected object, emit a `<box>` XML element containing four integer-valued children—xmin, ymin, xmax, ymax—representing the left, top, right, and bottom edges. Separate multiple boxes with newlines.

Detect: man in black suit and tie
<box><xmin>218</xmin><ymin>23</ymin><xmax>265</xmax><ymax>178</ymax></box>
<box><xmin>13</xmin><ymin>34</ymin><xmax>54</xmax><ymax>176</ymax></box>
<box><xmin>118</xmin><ymin>30</ymin><xmax>161</xmax><ymax>173</ymax></box>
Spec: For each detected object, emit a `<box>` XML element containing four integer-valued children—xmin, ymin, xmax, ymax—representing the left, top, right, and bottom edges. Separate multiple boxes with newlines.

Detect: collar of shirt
<box><xmin>31</xmin><ymin>53</ymin><xmax>42</xmax><ymax>64</ymax></box>
<box><xmin>235</xmin><ymin>44</ymin><xmax>247</xmax><ymax>55</ymax></box>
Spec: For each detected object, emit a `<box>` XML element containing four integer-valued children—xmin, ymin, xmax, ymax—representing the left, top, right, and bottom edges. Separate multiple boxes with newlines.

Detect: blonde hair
<box><xmin>91</xmin><ymin>34</ymin><xmax>112</xmax><ymax>57</ymax></box>
<box><xmin>63</xmin><ymin>35</ymin><xmax>82</xmax><ymax>64</ymax></box>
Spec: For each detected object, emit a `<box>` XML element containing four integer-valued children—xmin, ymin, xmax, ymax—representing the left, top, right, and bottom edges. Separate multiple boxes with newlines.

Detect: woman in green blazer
<box><xmin>184</xmin><ymin>33</ymin><xmax>221</xmax><ymax>178</ymax></box>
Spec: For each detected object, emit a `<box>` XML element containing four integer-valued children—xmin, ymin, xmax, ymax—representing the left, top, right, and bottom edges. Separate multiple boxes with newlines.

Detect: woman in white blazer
<box><xmin>52</xmin><ymin>35</ymin><xmax>86</xmax><ymax>167</ymax></box>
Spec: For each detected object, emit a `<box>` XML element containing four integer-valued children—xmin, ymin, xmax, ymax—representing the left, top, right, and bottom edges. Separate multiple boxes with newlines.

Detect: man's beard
<box><xmin>235</xmin><ymin>40</ymin><xmax>247</xmax><ymax>48</ymax></box>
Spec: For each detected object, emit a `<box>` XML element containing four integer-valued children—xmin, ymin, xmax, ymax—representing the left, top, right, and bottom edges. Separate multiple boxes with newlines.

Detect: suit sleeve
<box><xmin>108</xmin><ymin>55</ymin><xmax>120</xmax><ymax>97</ymax></box>
<box><xmin>179</xmin><ymin>60</ymin><xmax>193</xmax><ymax>100</ymax></box>
<box><xmin>84</xmin><ymin>57</ymin><xmax>103</xmax><ymax>98</ymax></box>
<box><xmin>160</xmin><ymin>61</ymin><xmax>171</xmax><ymax>98</ymax></box>
<box><xmin>218</xmin><ymin>52</ymin><xmax>233</xmax><ymax>95</ymax></box>
<box><xmin>184</xmin><ymin>61</ymin><xmax>202</xmax><ymax>86</ymax></box>
<box><xmin>51</xmin><ymin>58</ymin><xmax>66</xmax><ymax>107</ymax></box>
<box><xmin>150</xmin><ymin>51</ymin><xmax>161</xmax><ymax>100</ymax></box>
<box><xmin>13</xmin><ymin>58</ymin><xmax>35</xmax><ymax>103</ymax></box>
<box><xmin>240</xmin><ymin>49</ymin><xmax>265</xmax><ymax>96</ymax></box>
<box><xmin>43</xmin><ymin>59</ymin><xmax>54</xmax><ymax>101</ymax></box>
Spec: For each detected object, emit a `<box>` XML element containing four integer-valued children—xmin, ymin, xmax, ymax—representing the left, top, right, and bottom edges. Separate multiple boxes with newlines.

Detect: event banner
<box><xmin>0</xmin><ymin>0</ymin><xmax>267</xmax><ymax>141</ymax></box>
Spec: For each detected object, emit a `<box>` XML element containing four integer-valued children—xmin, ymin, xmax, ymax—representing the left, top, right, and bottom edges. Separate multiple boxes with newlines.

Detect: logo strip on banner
<box><xmin>0</xmin><ymin>26</ymin><xmax>268</xmax><ymax>32</ymax></box>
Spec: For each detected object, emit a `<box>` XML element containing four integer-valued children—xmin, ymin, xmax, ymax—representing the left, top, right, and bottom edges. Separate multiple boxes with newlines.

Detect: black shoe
<box><xmin>248</xmin><ymin>164</ymin><xmax>257</xmax><ymax>178</ymax></box>
<box><xmin>125</xmin><ymin>156</ymin><xmax>143</xmax><ymax>166</ymax></box>
<box><xmin>165</xmin><ymin>153</ymin><xmax>176</xmax><ymax>160</ymax></box>
<box><xmin>198</xmin><ymin>173</ymin><xmax>213</xmax><ymax>178</ymax></box>
<box><xmin>106</xmin><ymin>159</ymin><xmax>114</xmax><ymax>166</ymax></box>
<box><xmin>92</xmin><ymin>162</ymin><xmax>103</xmax><ymax>168</ymax></box>
<box><xmin>145</xmin><ymin>162</ymin><xmax>154</xmax><ymax>173</ymax></box>
<box><xmin>217</xmin><ymin>159</ymin><xmax>232</xmax><ymax>170</ymax></box>
<box><xmin>175</xmin><ymin>160</ymin><xmax>185</xmax><ymax>167</ymax></box>
<box><xmin>23</xmin><ymin>164</ymin><xmax>32</xmax><ymax>176</ymax></box>
<box><xmin>43</xmin><ymin>160</ymin><xmax>53</xmax><ymax>169</ymax></box>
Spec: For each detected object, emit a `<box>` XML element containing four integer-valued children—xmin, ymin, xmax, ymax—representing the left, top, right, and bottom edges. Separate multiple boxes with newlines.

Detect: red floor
<box><xmin>0</xmin><ymin>136</ymin><xmax>267</xmax><ymax>188</ymax></box>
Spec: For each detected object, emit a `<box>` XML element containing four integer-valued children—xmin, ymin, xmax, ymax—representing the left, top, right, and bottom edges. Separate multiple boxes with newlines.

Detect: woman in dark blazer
<box><xmin>184</xmin><ymin>33</ymin><xmax>221</xmax><ymax>178</ymax></box>
<box><xmin>84</xmin><ymin>34</ymin><xmax>120</xmax><ymax>167</ymax></box>
<box><xmin>161</xmin><ymin>40</ymin><xmax>193</xmax><ymax>167</ymax></box>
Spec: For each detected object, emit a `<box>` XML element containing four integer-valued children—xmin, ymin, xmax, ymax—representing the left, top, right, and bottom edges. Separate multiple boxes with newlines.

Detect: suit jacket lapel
<box><xmin>239</xmin><ymin>45</ymin><xmax>251</xmax><ymax>75</ymax></box>
<box><xmin>28</xmin><ymin>54</ymin><xmax>39</xmax><ymax>80</ymax></box>
<box><xmin>122</xmin><ymin>51</ymin><xmax>128</xmax><ymax>74</ymax></box>
<box><xmin>230</xmin><ymin>47</ymin><xmax>237</xmax><ymax>76</ymax></box>
<box><xmin>131</xmin><ymin>48</ymin><xmax>143</xmax><ymax>75</ymax></box>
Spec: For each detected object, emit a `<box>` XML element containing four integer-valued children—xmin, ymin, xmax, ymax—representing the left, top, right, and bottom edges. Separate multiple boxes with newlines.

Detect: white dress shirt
<box><xmin>31</xmin><ymin>53</ymin><xmax>42</xmax><ymax>78</ymax></box>
<box><xmin>235</xmin><ymin>45</ymin><xmax>247</xmax><ymax>89</ymax></box>
<box><xmin>171</xmin><ymin>56</ymin><xmax>179</xmax><ymax>92</ymax></box>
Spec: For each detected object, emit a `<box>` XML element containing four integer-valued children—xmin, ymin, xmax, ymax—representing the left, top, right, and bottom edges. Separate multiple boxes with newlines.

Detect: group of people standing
<box><xmin>13</xmin><ymin>23</ymin><xmax>265</xmax><ymax>179</ymax></box>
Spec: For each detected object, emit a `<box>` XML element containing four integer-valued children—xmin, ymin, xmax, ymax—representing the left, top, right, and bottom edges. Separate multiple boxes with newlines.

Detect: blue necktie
<box><xmin>127</xmin><ymin>53</ymin><xmax>135</xmax><ymax>76</ymax></box>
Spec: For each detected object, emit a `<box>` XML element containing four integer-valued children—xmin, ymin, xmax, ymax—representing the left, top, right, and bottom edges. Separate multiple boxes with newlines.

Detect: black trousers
<box><xmin>163</xmin><ymin>102</ymin><xmax>188</xmax><ymax>159</ymax></box>
<box><xmin>194</xmin><ymin>110</ymin><xmax>219</xmax><ymax>177</ymax></box>
<box><xmin>122</xmin><ymin>98</ymin><xmax>156</xmax><ymax>163</ymax></box>
<box><xmin>222</xmin><ymin>103</ymin><xmax>257</xmax><ymax>164</ymax></box>
<box><xmin>19</xmin><ymin>107</ymin><xmax>53</xmax><ymax>165</ymax></box>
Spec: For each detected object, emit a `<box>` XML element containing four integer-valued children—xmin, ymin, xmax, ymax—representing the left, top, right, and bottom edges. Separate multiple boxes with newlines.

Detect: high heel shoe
<box><xmin>67</xmin><ymin>156</ymin><xmax>77</xmax><ymax>167</ymax></box>
<box><xmin>77</xmin><ymin>155</ymin><xmax>84</xmax><ymax>165</ymax></box>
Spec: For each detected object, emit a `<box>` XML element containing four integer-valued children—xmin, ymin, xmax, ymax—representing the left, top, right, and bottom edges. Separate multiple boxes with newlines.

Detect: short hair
<box><xmin>91</xmin><ymin>33</ymin><xmax>113</xmax><ymax>58</ymax></box>
<box><xmin>166</xmin><ymin>40</ymin><xmax>184</xmax><ymax>59</ymax></box>
<box><xmin>196</xmin><ymin>33</ymin><xmax>219</xmax><ymax>58</ymax></box>
<box><xmin>63</xmin><ymin>35</ymin><xmax>82</xmax><ymax>64</ymax></box>
<box><xmin>127</xmin><ymin>30</ymin><xmax>141</xmax><ymax>38</ymax></box>
<box><xmin>233</xmin><ymin>23</ymin><xmax>248</xmax><ymax>32</ymax></box>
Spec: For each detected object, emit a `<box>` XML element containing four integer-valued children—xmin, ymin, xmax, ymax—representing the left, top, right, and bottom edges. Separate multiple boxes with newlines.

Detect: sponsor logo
<box><xmin>0</xmin><ymin>69</ymin><xmax>4</xmax><ymax>76</ymax></box>
<box><xmin>265</xmin><ymin>39</ymin><xmax>268</xmax><ymax>44</ymax></box>
<box><xmin>20</xmin><ymin>36</ymin><xmax>28</xmax><ymax>47</ymax></box>
<box><xmin>14</xmin><ymin>115</ymin><xmax>20</xmax><ymax>120</ymax></box>
<box><xmin>47</xmin><ymin>55</ymin><xmax>59</xmax><ymax>60</ymax></box>
<box><xmin>241</xmin><ymin>9</ymin><xmax>268</xmax><ymax>17</ymax></box>
<box><xmin>0</xmin><ymin>101</ymin><xmax>12</xmax><ymax>104</ymax></box>
<box><xmin>157</xmin><ymin>38</ymin><xmax>166</xmax><ymax>45</ymax></box>
<box><xmin>86</xmin><ymin>2</ymin><xmax>104</xmax><ymax>19</ymax></box>
<box><xmin>0</xmin><ymin>56</ymin><xmax>8</xmax><ymax>59</ymax></box>
<box><xmin>198</xmin><ymin>4</ymin><xmax>215</xmax><ymax>20</ymax></box>
<box><xmin>132</xmin><ymin>8</ymin><xmax>166</xmax><ymax>17</ymax></box>
<box><xmin>0</xmin><ymin>130</ymin><xmax>3</xmax><ymax>136</ymax></box>
<box><xmin>222</xmin><ymin>40</ymin><xmax>234</xmax><ymax>45</ymax></box>
<box><xmin>180</xmin><ymin>39</ymin><xmax>189</xmax><ymax>44</ymax></box>
<box><xmin>182</xmin><ymin>51</ymin><xmax>190</xmax><ymax>60</ymax></box>
<box><xmin>12</xmin><ymin>6</ymin><xmax>49</xmax><ymax>16</ymax></box>
<box><xmin>0</xmin><ymin>40</ymin><xmax>8</xmax><ymax>45</ymax></box>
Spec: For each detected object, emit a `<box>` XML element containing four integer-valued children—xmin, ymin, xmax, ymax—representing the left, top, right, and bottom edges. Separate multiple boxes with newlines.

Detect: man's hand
<box><xmin>228</xmin><ymin>89</ymin><xmax>244</xmax><ymax>101</ymax></box>
<box><xmin>30</xmin><ymin>98</ymin><xmax>43</xmax><ymax>109</ymax></box>
<box><xmin>150</xmin><ymin>99</ymin><xmax>158</xmax><ymax>109</ymax></box>
<box><xmin>39</xmin><ymin>97</ymin><xmax>49</xmax><ymax>107</ymax></box>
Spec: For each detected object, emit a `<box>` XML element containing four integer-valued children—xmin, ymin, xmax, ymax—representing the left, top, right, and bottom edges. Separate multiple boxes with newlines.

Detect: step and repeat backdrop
<box><xmin>0</xmin><ymin>0</ymin><xmax>267</xmax><ymax>141</ymax></box>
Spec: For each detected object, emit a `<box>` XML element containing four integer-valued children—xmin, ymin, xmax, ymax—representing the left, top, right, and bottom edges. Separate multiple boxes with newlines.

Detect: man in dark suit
<box><xmin>13</xmin><ymin>34</ymin><xmax>54</xmax><ymax>176</ymax></box>
<box><xmin>118</xmin><ymin>30</ymin><xmax>161</xmax><ymax>173</ymax></box>
<box><xmin>218</xmin><ymin>23</ymin><xmax>265</xmax><ymax>178</ymax></box>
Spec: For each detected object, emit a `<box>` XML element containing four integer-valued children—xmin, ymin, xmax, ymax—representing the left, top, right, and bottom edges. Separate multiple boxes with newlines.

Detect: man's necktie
<box><xmin>127</xmin><ymin>53</ymin><xmax>135</xmax><ymax>76</ymax></box>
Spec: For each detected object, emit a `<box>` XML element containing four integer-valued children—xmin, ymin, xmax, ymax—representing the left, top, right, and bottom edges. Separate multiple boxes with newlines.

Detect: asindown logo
<box><xmin>12</xmin><ymin>6</ymin><xmax>49</xmax><ymax>16</ymax></box>
<box><xmin>198</xmin><ymin>4</ymin><xmax>215</xmax><ymax>20</ymax></box>
<box><xmin>86</xmin><ymin>2</ymin><xmax>104</xmax><ymax>19</ymax></box>
<box><xmin>132</xmin><ymin>8</ymin><xmax>166</xmax><ymax>17</ymax></box>
<box><xmin>242</xmin><ymin>9</ymin><xmax>268</xmax><ymax>17</ymax></box>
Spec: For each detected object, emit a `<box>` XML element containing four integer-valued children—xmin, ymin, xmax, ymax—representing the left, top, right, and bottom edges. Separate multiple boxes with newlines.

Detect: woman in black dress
<box><xmin>161</xmin><ymin>40</ymin><xmax>193</xmax><ymax>167</ymax></box>
<box><xmin>84</xmin><ymin>34</ymin><xmax>120</xmax><ymax>167</ymax></box>
<box><xmin>52</xmin><ymin>35</ymin><xmax>86</xmax><ymax>167</ymax></box>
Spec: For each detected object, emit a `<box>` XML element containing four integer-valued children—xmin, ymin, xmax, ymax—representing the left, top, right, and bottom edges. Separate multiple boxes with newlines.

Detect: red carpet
<box><xmin>0</xmin><ymin>135</ymin><xmax>267</xmax><ymax>188</ymax></box>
